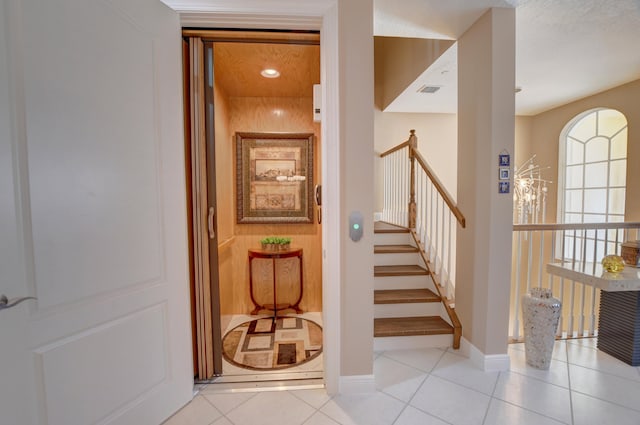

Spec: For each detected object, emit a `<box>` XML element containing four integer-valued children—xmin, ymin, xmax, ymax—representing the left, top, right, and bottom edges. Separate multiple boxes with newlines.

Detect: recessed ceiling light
<box><xmin>261</xmin><ymin>68</ymin><xmax>280</xmax><ymax>78</ymax></box>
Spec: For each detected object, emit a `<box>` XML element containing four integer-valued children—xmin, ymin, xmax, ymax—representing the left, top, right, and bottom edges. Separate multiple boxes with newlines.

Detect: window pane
<box><xmin>564</xmin><ymin>213</ymin><xmax>583</xmax><ymax>223</ymax></box>
<box><xmin>611</xmin><ymin>128</ymin><xmax>628</xmax><ymax>160</ymax></box>
<box><xmin>609</xmin><ymin>159</ymin><xmax>626</xmax><ymax>187</ymax></box>
<box><xmin>560</xmin><ymin>109</ymin><xmax>627</xmax><ymax>225</ymax></box>
<box><xmin>566</xmin><ymin>139</ymin><xmax>584</xmax><ymax>165</ymax></box>
<box><xmin>585</xmin><ymin>136</ymin><xmax>609</xmax><ymax>163</ymax></box>
<box><xmin>584</xmin><ymin>189</ymin><xmax>607</xmax><ymax>214</ymax></box>
<box><xmin>564</xmin><ymin>190</ymin><xmax>582</xmax><ymax>212</ymax></box>
<box><xmin>565</xmin><ymin>165</ymin><xmax>583</xmax><ymax>188</ymax></box>
<box><xmin>608</xmin><ymin>215</ymin><xmax>624</xmax><ymax>223</ymax></box>
<box><xmin>569</xmin><ymin>112</ymin><xmax>596</xmax><ymax>142</ymax></box>
<box><xmin>583</xmin><ymin>213</ymin><xmax>606</xmax><ymax>223</ymax></box>
<box><xmin>608</xmin><ymin>188</ymin><xmax>626</xmax><ymax>215</ymax></box>
<box><xmin>597</xmin><ymin>109</ymin><xmax>627</xmax><ymax>137</ymax></box>
<box><xmin>584</xmin><ymin>162</ymin><xmax>607</xmax><ymax>188</ymax></box>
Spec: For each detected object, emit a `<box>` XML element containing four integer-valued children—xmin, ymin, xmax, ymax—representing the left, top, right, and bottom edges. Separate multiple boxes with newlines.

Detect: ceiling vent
<box><xmin>417</xmin><ymin>85</ymin><xmax>441</xmax><ymax>94</ymax></box>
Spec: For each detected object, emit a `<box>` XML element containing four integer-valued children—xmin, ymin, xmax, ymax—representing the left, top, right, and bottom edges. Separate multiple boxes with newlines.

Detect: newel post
<box><xmin>408</xmin><ymin>129</ymin><xmax>417</xmax><ymax>229</ymax></box>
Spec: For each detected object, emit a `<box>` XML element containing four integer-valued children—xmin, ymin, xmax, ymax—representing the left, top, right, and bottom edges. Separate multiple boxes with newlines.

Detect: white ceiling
<box><xmin>164</xmin><ymin>0</ymin><xmax>640</xmax><ymax>116</ymax></box>
<box><xmin>376</xmin><ymin>0</ymin><xmax>640</xmax><ymax>115</ymax></box>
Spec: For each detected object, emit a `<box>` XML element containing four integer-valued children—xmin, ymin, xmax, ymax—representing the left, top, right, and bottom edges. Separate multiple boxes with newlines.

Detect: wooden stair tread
<box><xmin>374</xmin><ymin>244</ymin><xmax>419</xmax><ymax>254</ymax></box>
<box><xmin>374</xmin><ymin>288</ymin><xmax>440</xmax><ymax>304</ymax></box>
<box><xmin>374</xmin><ymin>265</ymin><xmax>429</xmax><ymax>276</ymax></box>
<box><xmin>374</xmin><ymin>316</ymin><xmax>453</xmax><ymax>337</ymax></box>
<box><xmin>374</xmin><ymin>221</ymin><xmax>409</xmax><ymax>234</ymax></box>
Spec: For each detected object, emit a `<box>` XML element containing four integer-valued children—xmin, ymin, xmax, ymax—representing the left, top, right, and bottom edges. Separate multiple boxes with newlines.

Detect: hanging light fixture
<box><xmin>513</xmin><ymin>155</ymin><xmax>552</xmax><ymax>224</ymax></box>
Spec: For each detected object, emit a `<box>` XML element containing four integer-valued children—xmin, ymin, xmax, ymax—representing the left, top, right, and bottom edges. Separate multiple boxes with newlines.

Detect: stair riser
<box><xmin>373</xmin><ymin>334</ymin><xmax>453</xmax><ymax>351</ymax></box>
<box><xmin>374</xmin><ymin>252</ymin><xmax>422</xmax><ymax>267</ymax></box>
<box><xmin>374</xmin><ymin>232</ymin><xmax>411</xmax><ymax>245</ymax></box>
<box><xmin>374</xmin><ymin>302</ymin><xmax>441</xmax><ymax>318</ymax></box>
<box><xmin>374</xmin><ymin>275</ymin><xmax>431</xmax><ymax>290</ymax></box>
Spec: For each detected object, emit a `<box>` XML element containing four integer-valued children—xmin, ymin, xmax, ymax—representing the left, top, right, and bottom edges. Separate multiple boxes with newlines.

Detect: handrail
<box><xmin>413</xmin><ymin>150</ymin><xmax>466</xmax><ymax>228</ymax></box>
<box><xmin>514</xmin><ymin>222</ymin><xmax>640</xmax><ymax>231</ymax></box>
<box><xmin>379</xmin><ymin>130</ymin><xmax>466</xmax><ymax>228</ymax></box>
<box><xmin>380</xmin><ymin>141</ymin><xmax>410</xmax><ymax>158</ymax></box>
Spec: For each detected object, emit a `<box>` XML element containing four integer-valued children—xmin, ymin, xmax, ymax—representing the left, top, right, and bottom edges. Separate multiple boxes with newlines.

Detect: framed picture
<box><xmin>499</xmin><ymin>181</ymin><xmax>510</xmax><ymax>194</ymax></box>
<box><xmin>499</xmin><ymin>153</ymin><xmax>510</xmax><ymax>167</ymax></box>
<box><xmin>499</xmin><ymin>168</ymin><xmax>510</xmax><ymax>180</ymax></box>
<box><xmin>236</xmin><ymin>132</ymin><xmax>314</xmax><ymax>224</ymax></box>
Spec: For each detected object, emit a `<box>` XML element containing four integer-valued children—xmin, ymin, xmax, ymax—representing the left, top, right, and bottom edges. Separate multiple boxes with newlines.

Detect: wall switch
<box><xmin>349</xmin><ymin>211</ymin><xmax>363</xmax><ymax>242</ymax></box>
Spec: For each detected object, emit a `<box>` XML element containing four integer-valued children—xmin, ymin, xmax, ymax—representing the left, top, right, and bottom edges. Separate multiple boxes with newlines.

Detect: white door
<box><xmin>0</xmin><ymin>0</ymin><xmax>193</xmax><ymax>424</ymax></box>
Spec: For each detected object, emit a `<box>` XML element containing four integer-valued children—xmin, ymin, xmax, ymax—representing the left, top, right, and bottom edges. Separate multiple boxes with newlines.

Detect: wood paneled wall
<box><xmin>215</xmin><ymin>89</ymin><xmax>322</xmax><ymax>315</ymax></box>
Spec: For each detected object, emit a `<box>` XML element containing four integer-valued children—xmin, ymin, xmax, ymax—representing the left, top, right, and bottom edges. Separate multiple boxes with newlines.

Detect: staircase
<box><xmin>373</xmin><ymin>221</ymin><xmax>457</xmax><ymax>350</ymax></box>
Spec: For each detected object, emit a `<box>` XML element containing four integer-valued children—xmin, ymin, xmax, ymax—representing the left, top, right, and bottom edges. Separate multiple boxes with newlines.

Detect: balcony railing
<box><xmin>509</xmin><ymin>222</ymin><xmax>640</xmax><ymax>341</ymax></box>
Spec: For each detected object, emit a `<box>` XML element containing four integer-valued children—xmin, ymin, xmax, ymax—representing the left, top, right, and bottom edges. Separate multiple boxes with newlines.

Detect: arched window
<box><xmin>558</xmin><ymin>108</ymin><xmax>627</xmax><ymax>260</ymax></box>
<box><xmin>559</xmin><ymin>108</ymin><xmax>627</xmax><ymax>224</ymax></box>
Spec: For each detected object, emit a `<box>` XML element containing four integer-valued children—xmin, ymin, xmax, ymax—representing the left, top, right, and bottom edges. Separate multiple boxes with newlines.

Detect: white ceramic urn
<box><xmin>521</xmin><ymin>287</ymin><xmax>562</xmax><ymax>369</ymax></box>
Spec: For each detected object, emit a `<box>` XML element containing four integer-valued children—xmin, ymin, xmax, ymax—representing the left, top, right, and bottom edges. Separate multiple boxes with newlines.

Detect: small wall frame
<box><xmin>236</xmin><ymin>132</ymin><xmax>314</xmax><ymax>224</ymax></box>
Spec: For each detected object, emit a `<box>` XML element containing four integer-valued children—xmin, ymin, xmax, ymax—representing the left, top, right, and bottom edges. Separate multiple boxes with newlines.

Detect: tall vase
<box><xmin>521</xmin><ymin>288</ymin><xmax>562</xmax><ymax>369</ymax></box>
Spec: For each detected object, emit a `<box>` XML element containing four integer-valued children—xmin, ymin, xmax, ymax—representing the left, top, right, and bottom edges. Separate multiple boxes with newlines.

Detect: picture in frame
<box><xmin>236</xmin><ymin>132</ymin><xmax>314</xmax><ymax>224</ymax></box>
<box><xmin>499</xmin><ymin>168</ymin><xmax>510</xmax><ymax>180</ymax></box>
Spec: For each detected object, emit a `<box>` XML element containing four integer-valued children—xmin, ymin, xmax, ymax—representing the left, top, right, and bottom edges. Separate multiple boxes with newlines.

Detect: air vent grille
<box><xmin>417</xmin><ymin>85</ymin><xmax>441</xmax><ymax>94</ymax></box>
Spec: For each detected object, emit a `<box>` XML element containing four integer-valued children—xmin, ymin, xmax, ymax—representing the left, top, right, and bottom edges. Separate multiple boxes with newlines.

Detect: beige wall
<box><xmin>456</xmin><ymin>8</ymin><xmax>515</xmax><ymax>357</ymax></box>
<box><xmin>374</xmin><ymin>109</ymin><xmax>458</xmax><ymax>212</ymax></box>
<box><xmin>517</xmin><ymin>79</ymin><xmax>640</xmax><ymax>222</ymax></box>
<box><xmin>214</xmin><ymin>80</ymin><xmax>322</xmax><ymax>317</ymax></box>
<box><xmin>339</xmin><ymin>0</ymin><xmax>375</xmax><ymax>378</ymax></box>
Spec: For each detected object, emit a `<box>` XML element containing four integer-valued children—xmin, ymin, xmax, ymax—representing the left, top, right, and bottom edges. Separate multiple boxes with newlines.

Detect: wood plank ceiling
<box><xmin>213</xmin><ymin>42</ymin><xmax>320</xmax><ymax>98</ymax></box>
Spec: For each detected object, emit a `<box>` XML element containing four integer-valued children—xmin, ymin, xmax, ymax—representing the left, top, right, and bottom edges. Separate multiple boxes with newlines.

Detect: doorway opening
<box><xmin>182</xmin><ymin>30</ymin><xmax>323</xmax><ymax>383</ymax></box>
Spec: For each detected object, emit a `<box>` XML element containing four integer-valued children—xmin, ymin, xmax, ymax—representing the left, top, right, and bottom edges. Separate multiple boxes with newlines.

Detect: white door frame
<box><xmin>168</xmin><ymin>0</ymin><xmax>342</xmax><ymax>394</ymax></box>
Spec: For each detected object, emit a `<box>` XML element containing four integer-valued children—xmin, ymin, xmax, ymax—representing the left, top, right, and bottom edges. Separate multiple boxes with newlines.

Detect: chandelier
<box><xmin>513</xmin><ymin>155</ymin><xmax>552</xmax><ymax>224</ymax></box>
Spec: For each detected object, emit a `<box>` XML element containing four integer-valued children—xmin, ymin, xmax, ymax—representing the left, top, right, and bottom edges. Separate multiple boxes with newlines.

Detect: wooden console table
<box><xmin>546</xmin><ymin>261</ymin><xmax>640</xmax><ymax>365</ymax></box>
<box><xmin>248</xmin><ymin>247</ymin><xmax>304</xmax><ymax>318</ymax></box>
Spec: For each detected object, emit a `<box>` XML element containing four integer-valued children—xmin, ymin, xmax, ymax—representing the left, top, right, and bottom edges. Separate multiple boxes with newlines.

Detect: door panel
<box><xmin>1</xmin><ymin>0</ymin><xmax>193</xmax><ymax>423</ymax></box>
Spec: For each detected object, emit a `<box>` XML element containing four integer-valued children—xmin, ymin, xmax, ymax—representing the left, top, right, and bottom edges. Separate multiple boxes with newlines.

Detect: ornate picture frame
<box><xmin>236</xmin><ymin>132</ymin><xmax>314</xmax><ymax>224</ymax></box>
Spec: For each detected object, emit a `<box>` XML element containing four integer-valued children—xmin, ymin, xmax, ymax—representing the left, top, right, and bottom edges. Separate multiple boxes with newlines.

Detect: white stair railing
<box><xmin>380</xmin><ymin>130</ymin><xmax>465</xmax><ymax>300</ymax></box>
<box><xmin>381</xmin><ymin>144</ymin><xmax>410</xmax><ymax>228</ymax></box>
<box><xmin>510</xmin><ymin>222</ymin><xmax>640</xmax><ymax>341</ymax></box>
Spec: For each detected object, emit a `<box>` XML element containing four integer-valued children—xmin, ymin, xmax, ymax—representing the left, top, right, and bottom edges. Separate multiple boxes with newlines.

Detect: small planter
<box><xmin>522</xmin><ymin>287</ymin><xmax>562</xmax><ymax>369</ymax></box>
<box><xmin>260</xmin><ymin>236</ymin><xmax>292</xmax><ymax>252</ymax></box>
<box><xmin>261</xmin><ymin>242</ymin><xmax>291</xmax><ymax>251</ymax></box>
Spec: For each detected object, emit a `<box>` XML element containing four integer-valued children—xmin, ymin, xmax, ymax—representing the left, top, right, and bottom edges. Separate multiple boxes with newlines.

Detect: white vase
<box><xmin>521</xmin><ymin>288</ymin><xmax>562</xmax><ymax>369</ymax></box>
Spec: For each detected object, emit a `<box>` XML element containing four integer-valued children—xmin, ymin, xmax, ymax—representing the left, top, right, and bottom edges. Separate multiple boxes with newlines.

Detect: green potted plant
<box><xmin>260</xmin><ymin>236</ymin><xmax>292</xmax><ymax>251</ymax></box>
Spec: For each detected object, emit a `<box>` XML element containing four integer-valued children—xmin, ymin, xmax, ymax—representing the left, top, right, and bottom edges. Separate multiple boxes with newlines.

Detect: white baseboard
<box><xmin>460</xmin><ymin>337</ymin><xmax>510</xmax><ymax>372</ymax></box>
<box><xmin>339</xmin><ymin>374</ymin><xmax>375</xmax><ymax>394</ymax></box>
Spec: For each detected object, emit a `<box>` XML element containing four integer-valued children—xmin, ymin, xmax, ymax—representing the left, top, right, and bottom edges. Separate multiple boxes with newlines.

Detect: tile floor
<box><xmin>164</xmin><ymin>338</ymin><xmax>640</xmax><ymax>425</ymax></box>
